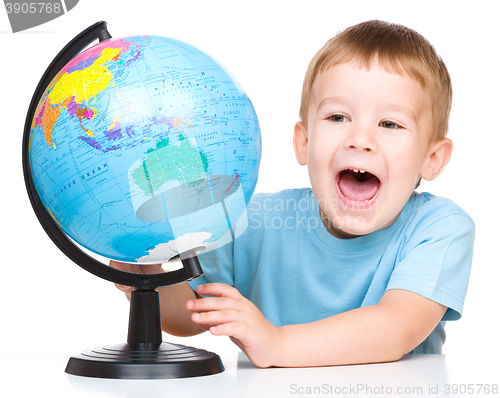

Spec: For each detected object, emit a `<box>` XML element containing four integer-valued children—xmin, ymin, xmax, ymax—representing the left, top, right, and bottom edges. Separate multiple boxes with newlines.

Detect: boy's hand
<box><xmin>109</xmin><ymin>260</ymin><xmax>164</xmax><ymax>301</ymax></box>
<box><xmin>186</xmin><ymin>283</ymin><xmax>283</xmax><ymax>368</ymax></box>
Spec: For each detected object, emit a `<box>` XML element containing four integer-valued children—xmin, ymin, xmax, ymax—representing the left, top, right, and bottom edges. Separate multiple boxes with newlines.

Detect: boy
<box><xmin>112</xmin><ymin>20</ymin><xmax>475</xmax><ymax>368</ymax></box>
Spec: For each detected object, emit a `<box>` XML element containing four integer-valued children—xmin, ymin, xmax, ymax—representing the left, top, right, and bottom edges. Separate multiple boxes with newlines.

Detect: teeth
<box><xmin>348</xmin><ymin>168</ymin><xmax>366</xmax><ymax>173</ymax></box>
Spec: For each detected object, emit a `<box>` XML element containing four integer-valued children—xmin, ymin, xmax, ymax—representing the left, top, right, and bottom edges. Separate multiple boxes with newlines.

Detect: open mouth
<box><xmin>337</xmin><ymin>168</ymin><xmax>381</xmax><ymax>203</ymax></box>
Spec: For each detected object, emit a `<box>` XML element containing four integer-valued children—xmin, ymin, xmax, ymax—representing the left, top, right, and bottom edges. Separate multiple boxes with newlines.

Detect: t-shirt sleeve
<box><xmin>385</xmin><ymin>214</ymin><xmax>475</xmax><ymax>321</ymax></box>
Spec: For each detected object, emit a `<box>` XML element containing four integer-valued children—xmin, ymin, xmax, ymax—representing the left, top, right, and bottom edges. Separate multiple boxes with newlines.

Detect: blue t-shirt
<box><xmin>188</xmin><ymin>189</ymin><xmax>475</xmax><ymax>354</ymax></box>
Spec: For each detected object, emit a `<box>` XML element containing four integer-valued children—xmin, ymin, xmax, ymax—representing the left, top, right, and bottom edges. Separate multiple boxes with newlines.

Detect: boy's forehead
<box><xmin>311</xmin><ymin>62</ymin><xmax>431</xmax><ymax>112</ymax></box>
<box><xmin>321</xmin><ymin>55</ymin><xmax>428</xmax><ymax>88</ymax></box>
<box><xmin>317</xmin><ymin>58</ymin><xmax>422</xmax><ymax>86</ymax></box>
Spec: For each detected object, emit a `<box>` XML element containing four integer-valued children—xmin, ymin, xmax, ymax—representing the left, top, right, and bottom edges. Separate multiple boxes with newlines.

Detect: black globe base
<box><xmin>64</xmin><ymin>286</ymin><xmax>224</xmax><ymax>379</ymax></box>
<box><xmin>65</xmin><ymin>342</ymin><xmax>224</xmax><ymax>379</ymax></box>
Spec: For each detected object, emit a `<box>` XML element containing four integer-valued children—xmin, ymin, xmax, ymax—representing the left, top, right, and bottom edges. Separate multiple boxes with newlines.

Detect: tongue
<box><xmin>339</xmin><ymin>173</ymin><xmax>380</xmax><ymax>202</ymax></box>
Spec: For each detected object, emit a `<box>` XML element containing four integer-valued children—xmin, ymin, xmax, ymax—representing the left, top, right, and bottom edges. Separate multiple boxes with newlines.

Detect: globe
<box><xmin>29</xmin><ymin>34</ymin><xmax>261</xmax><ymax>264</ymax></box>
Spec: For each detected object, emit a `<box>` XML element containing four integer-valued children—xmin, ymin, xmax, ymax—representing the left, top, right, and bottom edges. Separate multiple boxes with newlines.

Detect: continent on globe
<box><xmin>132</xmin><ymin>133</ymin><xmax>209</xmax><ymax>196</ymax></box>
<box><xmin>31</xmin><ymin>38</ymin><xmax>141</xmax><ymax>148</ymax></box>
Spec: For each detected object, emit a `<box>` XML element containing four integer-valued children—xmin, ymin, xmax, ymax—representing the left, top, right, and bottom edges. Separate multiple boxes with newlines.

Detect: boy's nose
<box><xmin>348</xmin><ymin>143</ymin><xmax>373</xmax><ymax>152</ymax></box>
<box><xmin>345</xmin><ymin>128</ymin><xmax>376</xmax><ymax>153</ymax></box>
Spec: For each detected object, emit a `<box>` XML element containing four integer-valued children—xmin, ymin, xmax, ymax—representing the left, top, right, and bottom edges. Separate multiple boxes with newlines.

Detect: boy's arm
<box><xmin>187</xmin><ymin>284</ymin><xmax>447</xmax><ymax>368</ymax></box>
<box><xmin>277</xmin><ymin>289</ymin><xmax>447</xmax><ymax>367</ymax></box>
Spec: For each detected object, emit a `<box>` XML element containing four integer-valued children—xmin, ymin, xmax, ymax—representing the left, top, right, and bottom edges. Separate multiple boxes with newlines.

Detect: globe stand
<box><xmin>65</xmin><ymin>256</ymin><xmax>223</xmax><ymax>379</ymax></box>
<box><xmin>22</xmin><ymin>21</ymin><xmax>224</xmax><ymax>379</ymax></box>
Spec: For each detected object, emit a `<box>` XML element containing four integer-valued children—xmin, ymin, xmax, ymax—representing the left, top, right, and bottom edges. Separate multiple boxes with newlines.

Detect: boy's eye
<box><xmin>380</xmin><ymin>120</ymin><xmax>400</xmax><ymax>129</ymax></box>
<box><xmin>329</xmin><ymin>114</ymin><xmax>350</xmax><ymax>122</ymax></box>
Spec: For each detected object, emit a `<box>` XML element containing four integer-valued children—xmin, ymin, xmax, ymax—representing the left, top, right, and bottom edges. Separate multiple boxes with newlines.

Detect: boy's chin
<box><xmin>319</xmin><ymin>208</ymin><xmax>375</xmax><ymax>239</ymax></box>
<box><xmin>323</xmin><ymin>208</ymin><xmax>404</xmax><ymax>239</ymax></box>
<box><xmin>321</xmin><ymin>217</ymin><xmax>375</xmax><ymax>239</ymax></box>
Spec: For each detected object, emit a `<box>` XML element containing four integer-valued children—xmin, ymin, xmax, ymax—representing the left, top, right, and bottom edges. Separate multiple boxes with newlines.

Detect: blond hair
<box><xmin>299</xmin><ymin>20</ymin><xmax>452</xmax><ymax>143</ymax></box>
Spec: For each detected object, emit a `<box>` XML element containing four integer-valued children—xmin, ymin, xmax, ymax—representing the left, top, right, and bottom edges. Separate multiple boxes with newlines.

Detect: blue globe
<box><xmin>29</xmin><ymin>35</ymin><xmax>261</xmax><ymax>264</ymax></box>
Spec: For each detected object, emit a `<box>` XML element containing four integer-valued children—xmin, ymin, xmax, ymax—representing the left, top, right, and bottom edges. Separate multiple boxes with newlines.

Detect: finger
<box><xmin>191</xmin><ymin>309</ymin><xmax>239</xmax><ymax>326</ymax></box>
<box><xmin>209</xmin><ymin>322</ymin><xmax>247</xmax><ymax>340</ymax></box>
<box><xmin>109</xmin><ymin>260</ymin><xmax>126</xmax><ymax>270</ymax></box>
<box><xmin>110</xmin><ymin>260</ymin><xmax>164</xmax><ymax>275</ymax></box>
<box><xmin>186</xmin><ymin>296</ymin><xmax>238</xmax><ymax>312</ymax></box>
<box><xmin>114</xmin><ymin>283</ymin><xmax>132</xmax><ymax>293</ymax></box>
<box><xmin>137</xmin><ymin>263</ymin><xmax>164</xmax><ymax>274</ymax></box>
<box><xmin>196</xmin><ymin>283</ymin><xmax>243</xmax><ymax>299</ymax></box>
<box><xmin>109</xmin><ymin>260</ymin><xmax>138</xmax><ymax>273</ymax></box>
<box><xmin>112</xmin><ymin>282</ymin><xmax>132</xmax><ymax>301</ymax></box>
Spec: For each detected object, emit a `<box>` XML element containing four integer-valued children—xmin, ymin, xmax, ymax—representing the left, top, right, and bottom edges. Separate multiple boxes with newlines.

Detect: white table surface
<box><xmin>1</xmin><ymin>348</ymin><xmax>498</xmax><ymax>398</ymax></box>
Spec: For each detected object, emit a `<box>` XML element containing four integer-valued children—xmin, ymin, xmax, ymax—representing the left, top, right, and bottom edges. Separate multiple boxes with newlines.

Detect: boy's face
<box><xmin>294</xmin><ymin>60</ymin><xmax>451</xmax><ymax>239</ymax></box>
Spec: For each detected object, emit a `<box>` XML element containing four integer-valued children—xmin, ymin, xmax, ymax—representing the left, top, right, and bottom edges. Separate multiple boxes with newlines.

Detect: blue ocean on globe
<box><xmin>29</xmin><ymin>35</ymin><xmax>261</xmax><ymax>263</ymax></box>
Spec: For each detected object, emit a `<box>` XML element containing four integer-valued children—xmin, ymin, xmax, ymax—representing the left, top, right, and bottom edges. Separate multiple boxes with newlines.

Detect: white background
<box><xmin>0</xmin><ymin>0</ymin><xmax>498</xmax><ymax>374</ymax></box>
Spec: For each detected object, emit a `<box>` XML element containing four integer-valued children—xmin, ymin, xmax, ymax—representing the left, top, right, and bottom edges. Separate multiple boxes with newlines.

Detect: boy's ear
<box><xmin>419</xmin><ymin>137</ymin><xmax>453</xmax><ymax>181</ymax></box>
<box><xmin>293</xmin><ymin>121</ymin><xmax>308</xmax><ymax>166</ymax></box>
